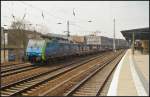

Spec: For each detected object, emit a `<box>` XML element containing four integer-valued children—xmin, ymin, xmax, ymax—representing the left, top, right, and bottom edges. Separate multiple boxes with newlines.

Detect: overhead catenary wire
<box><xmin>9</xmin><ymin>1</ymin><xmax>58</xmax><ymax>33</ymax></box>
<box><xmin>3</xmin><ymin>1</ymin><xmax>97</xmax><ymax>33</ymax></box>
<box><xmin>69</xmin><ymin>23</ymin><xmax>97</xmax><ymax>36</ymax></box>
<box><xmin>7</xmin><ymin>2</ymin><xmax>143</xmax><ymax>36</ymax></box>
<box><xmin>20</xmin><ymin>1</ymin><xmax>95</xmax><ymax>25</ymax></box>
<box><xmin>19</xmin><ymin>1</ymin><xmax>70</xmax><ymax>34</ymax></box>
<box><xmin>20</xmin><ymin>1</ymin><xmax>66</xmax><ymax>20</ymax></box>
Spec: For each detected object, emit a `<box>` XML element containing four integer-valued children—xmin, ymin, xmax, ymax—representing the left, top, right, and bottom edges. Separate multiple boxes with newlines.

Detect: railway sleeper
<box><xmin>10</xmin><ymin>87</ymin><xmax>23</xmax><ymax>90</ymax></box>
<box><xmin>76</xmin><ymin>89</ymin><xmax>98</xmax><ymax>93</ymax></box>
<box><xmin>5</xmin><ymin>89</ymin><xmax>18</xmax><ymax>92</ymax></box>
<box><xmin>64</xmin><ymin>51</ymin><xmax>124</xmax><ymax>96</ymax></box>
<box><xmin>73</xmin><ymin>92</ymin><xmax>96</xmax><ymax>96</ymax></box>
<box><xmin>1</xmin><ymin>91</ymin><xmax>13</xmax><ymax>95</ymax></box>
<box><xmin>75</xmin><ymin>90</ymin><xmax>97</xmax><ymax>94</ymax></box>
<box><xmin>1</xmin><ymin>51</ymin><xmax>119</xmax><ymax>96</ymax></box>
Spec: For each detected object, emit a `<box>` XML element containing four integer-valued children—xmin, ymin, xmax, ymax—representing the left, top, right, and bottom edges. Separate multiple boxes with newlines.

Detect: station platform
<box><xmin>107</xmin><ymin>49</ymin><xmax>149</xmax><ymax>96</ymax></box>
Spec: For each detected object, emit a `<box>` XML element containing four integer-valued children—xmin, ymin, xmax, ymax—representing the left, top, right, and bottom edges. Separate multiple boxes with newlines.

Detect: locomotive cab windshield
<box><xmin>26</xmin><ymin>39</ymin><xmax>46</xmax><ymax>63</ymax></box>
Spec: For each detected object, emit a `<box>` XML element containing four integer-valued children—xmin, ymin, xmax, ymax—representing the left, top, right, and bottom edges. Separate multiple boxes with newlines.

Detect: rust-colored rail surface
<box><xmin>64</xmin><ymin>50</ymin><xmax>126</xmax><ymax>96</ymax></box>
<box><xmin>1</xmin><ymin>52</ymin><xmax>107</xmax><ymax>96</ymax></box>
<box><xmin>1</xmin><ymin>63</ymin><xmax>31</xmax><ymax>73</ymax></box>
<box><xmin>6</xmin><ymin>50</ymin><xmax>121</xmax><ymax>96</ymax></box>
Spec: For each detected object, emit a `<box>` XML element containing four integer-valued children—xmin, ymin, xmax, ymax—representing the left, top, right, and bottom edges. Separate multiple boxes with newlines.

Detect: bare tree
<box><xmin>10</xmin><ymin>21</ymin><xmax>24</xmax><ymax>29</ymax></box>
<box><xmin>10</xmin><ymin>18</ymin><xmax>49</xmax><ymax>61</ymax></box>
<box><xmin>10</xmin><ymin>19</ymin><xmax>28</xmax><ymax>62</ymax></box>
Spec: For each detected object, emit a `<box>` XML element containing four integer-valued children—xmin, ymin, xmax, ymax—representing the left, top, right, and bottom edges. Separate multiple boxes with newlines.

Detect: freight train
<box><xmin>26</xmin><ymin>36</ymin><xmax>128</xmax><ymax>63</ymax></box>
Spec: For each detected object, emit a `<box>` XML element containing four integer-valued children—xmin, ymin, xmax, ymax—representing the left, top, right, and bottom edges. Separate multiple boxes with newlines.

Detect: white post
<box><xmin>113</xmin><ymin>18</ymin><xmax>116</xmax><ymax>52</ymax></box>
<box><xmin>67</xmin><ymin>20</ymin><xmax>70</xmax><ymax>42</ymax></box>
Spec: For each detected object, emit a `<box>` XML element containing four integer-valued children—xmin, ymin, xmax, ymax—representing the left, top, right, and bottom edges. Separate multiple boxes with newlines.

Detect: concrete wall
<box><xmin>9</xmin><ymin>48</ymin><xmax>24</xmax><ymax>61</ymax></box>
<box><xmin>1</xmin><ymin>48</ymin><xmax>24</xmax><ymax>63</ymax></box>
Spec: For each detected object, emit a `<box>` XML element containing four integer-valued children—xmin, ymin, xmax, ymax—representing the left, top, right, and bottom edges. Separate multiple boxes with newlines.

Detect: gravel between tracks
<box><xmin>1</xmin><ymin>63</ymin><xmax>31</xmax><ymax>73</ymax></box>
<box><xmin>66</xmin><ymin>51</ymin><xmax>125</xmax><ymax>96</ymax></box>
<box><xmin>1</xmin><ymin>52</ymin><xmax>106</xmax><ymax>96</ymax></box>
<box><xmin>1</xmin><ymin>53</ymin><xmax>100</xmax><ymax>87</ymax></box>
<box><xmin>20</xmin><ymin>51</ymin><xmax>117</xmax><ymax>96</ymax></box>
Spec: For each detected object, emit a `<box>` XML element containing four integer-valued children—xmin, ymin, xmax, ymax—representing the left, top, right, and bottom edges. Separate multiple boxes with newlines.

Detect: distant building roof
<box><xmin>4</xmin><ymin>29</ymin><xmax>42</xmax><ymax>36</ymax></box>
<box><xmin>41</xmin><ymin>33</ymin><xmax>67</xmax><ymax>40</ymax></box>
<box><xmin>121</xmin><ymin>27</ymin><xmax>149</xmax><ymax>40</ymax></box>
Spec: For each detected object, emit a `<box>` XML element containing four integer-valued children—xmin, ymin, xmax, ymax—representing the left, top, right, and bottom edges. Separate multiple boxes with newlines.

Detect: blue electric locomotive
<box><xmin>26</xmin><ymin>37</ymin><xmax>128</xmax><ymax>63</ymax></box>
<box><xmin>26</xmin><ymin>38</ymin><xmax>82</xmax><ymax>63</ymax></box>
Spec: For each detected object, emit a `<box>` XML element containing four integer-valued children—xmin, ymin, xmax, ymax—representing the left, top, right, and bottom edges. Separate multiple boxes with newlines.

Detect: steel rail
<box><xmin>1</xmin><ymin>52</ymin><xmax>106</xmax><ymax>96</ymax></box>
<box><xmin>64</xmin><ymin>50</ymin><xmax>125</xmax><ymax>96</ymax></box>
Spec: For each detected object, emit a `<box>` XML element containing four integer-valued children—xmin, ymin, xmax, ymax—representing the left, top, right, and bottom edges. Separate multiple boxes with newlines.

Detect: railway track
<box><xmin>1</xmin><ymin>52</ymin><xmax>103</xmax><ymax>87</ymax></box>
<box><xmin>64</xmin><ymin>50</ymin><xmax>126</xmax><ymax>96</ymax></box>
<box><xmin>1</xmin><ymin>50</ymin><xmax>123</xmax><ymax>96</ymax></box>
<box><xmin>99</xmin><ymin>66</ymin><xmax>115</xmax><ymax>96</ymax></box>
<box><xmin>1</xmin><ymin>65</ymin><xmax>39</xmax><ymax>77</ymax></box>
<box><xmin>1</xmin><ymin>62</ymin><xmax>40</xmax><ymax>77</ymax></box>
<box><xmin>1</xmin><ymin>63</ymin><xmax>32</xmax><ymax>73</ymax></box>
<box><xmin>1</xmin><ymin>51</ymin><xmax>109</xmax><ymax>96</ymax></box>
<box><xmin>1</xmin><ymin>62</ymin><xmax>24</xmax><ymax>67</ymax></box>
<box><xmin>1</xmin><ymin>55</ymin><xmax>92</xmax><ymax>77</ymax></box>
<box><xmin>41</xmin><ymin>50</ymin><xmax>124</xmax><ymax>96</ymax></box>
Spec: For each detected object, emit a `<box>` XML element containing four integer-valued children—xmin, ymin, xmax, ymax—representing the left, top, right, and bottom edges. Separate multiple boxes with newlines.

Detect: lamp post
<box><xmin>57</xmin><ymin>20</ymin><xmax>93</xmax><ymax>42</ymax></box>
<box><xmin>132</xmin><ymin>32</ymin><xmax>135</xmax><ymax>55</ymax></box>
<box><xmin>113</xmin><ymin>18</ymin><xmax>116</xmax><ymax>52</ymax></box>
<box><xmin>3</xmin><ymin>25</ymin><xmax>8</xmax><ymax>63</ymax></box>
<box><xmin>88</xmin><ymin>20</ymin><xmax>93</xmax><ymax>36</ymax></box>
<box><xmin>67</xmin><ymin>20</ymin><xmax>70</xmax><ymax>38</ymax></box>
<box><xmin>57</xmin><ymin>21</ymin><xmax>70</xmax><ymax>41</ymax></box>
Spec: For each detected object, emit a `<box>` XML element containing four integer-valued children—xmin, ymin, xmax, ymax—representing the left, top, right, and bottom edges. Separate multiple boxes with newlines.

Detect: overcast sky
<box><xmin>1</xmin><ymin>1</ymin><xmax>149</xmax><ymax>39</ymax></box>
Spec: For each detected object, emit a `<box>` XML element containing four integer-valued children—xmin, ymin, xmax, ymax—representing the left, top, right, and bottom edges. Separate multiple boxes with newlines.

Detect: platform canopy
<box><xmin>121</xmin><ymin>27</ymin><xmax>149</xmax><ymax>40</ymax></box>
